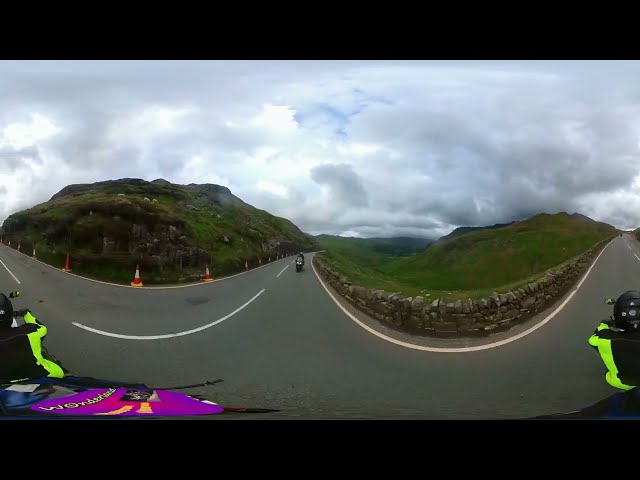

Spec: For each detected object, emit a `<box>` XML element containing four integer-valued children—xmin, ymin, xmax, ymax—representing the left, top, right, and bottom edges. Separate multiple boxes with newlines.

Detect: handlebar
<box><xmin>12</xmin><ymin>309</ymin><xmax>30</xmax><ymax>318</ymax></box>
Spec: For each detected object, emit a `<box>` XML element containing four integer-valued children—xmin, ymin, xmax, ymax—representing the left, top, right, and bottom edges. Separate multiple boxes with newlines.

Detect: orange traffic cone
<box><xmin>203</xmin><ymin>264</ymin><xmax>213</xmax><ymax>282</ymax></box>
<box><xmin>62</xmin><ymin>253</ymin><xmax>71</xmax><ymax>272</ymax></box>
<box><xmin>131</xmin><ymin>264</ymin><xmax>143</xmax><ymax>287</ymax></box>
<box><xmin>245</xmin><ymin>260</ymin><xmax>248</xmax><ymax>271</ymax></box>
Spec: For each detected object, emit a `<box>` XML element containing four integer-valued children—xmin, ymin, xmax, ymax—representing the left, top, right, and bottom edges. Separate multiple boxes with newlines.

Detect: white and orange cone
<box><xmin>131</xmin><ymin>264</ymin><xmax>143</xmax><ymax>287</ymax></box>
<box><xmin>62</xmin><ymin>253</ymin><xmax>71</xmax><ymax>272</ymax></box>
<box><xmin>203</xmin><ymin>264</ymin><xmax>213</xmax><ymax>282</ymax></box>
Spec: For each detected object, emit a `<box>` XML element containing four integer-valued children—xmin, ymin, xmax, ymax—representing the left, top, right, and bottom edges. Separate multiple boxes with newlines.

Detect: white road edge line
<box><xmin>0</xmin><ymin>258</ymin><xmax>21</xmax><ymax>284</ymax></box>
<box><xmin>311</xmin><ymin>240</ymin><xmax>614</xmax><ymax>353</ymax></box>
<box><xmin>276</xmin><ymin>264</ymin><xmax>289</xmax><ymax>277</ymax></box>
<box><xmin>624</xmin><ymin>237</ymin><xmax>640</xmax><ymax>262</ymax></box>
<box><xmin>0</xmin><ymin>243</ymin><xmax>294</xmax><ymax>290</ymax></box>
<box><xmin>71</xmin><ymin>288</ymin><xmax>266</xmax><ymax>340</ymax></box>
<box><xmin>280</xmin><ymin>255</ymin><xmax>306</xmax><ymax>274</ymax></box>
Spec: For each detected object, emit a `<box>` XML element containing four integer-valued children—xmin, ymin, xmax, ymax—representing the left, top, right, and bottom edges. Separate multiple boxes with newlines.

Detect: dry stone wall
<box><xmin>314</xmin><ymin>237</ymin><xmax>615</xmax><ymax>337</ymax></box>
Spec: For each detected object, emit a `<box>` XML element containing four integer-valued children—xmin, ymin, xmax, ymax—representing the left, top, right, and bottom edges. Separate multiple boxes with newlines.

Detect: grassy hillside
<box><xmin>360</xmin><ymin>236</ymin><xmax>434</xmax><ymax>256</ymax></box>
<box><xmin>385</xmin><ymin>212</ymin><xmax>616</xmax><ymax>290</ymax></box>
<box><xmin>315</xmin><ymin>234</ymin><xmax>433</xmax><ymax>266</ymax></box>
<box><xmin>318</xmin><ymin>212</ymin><xmax>619</xmax><ymax>300</ymax></box>
<box><xmin>314</xmin><ymin>234</ymin><xmax>436</xmax><ymax>298</ymax></box>
<box><xmin>1</xmin><ymin>178</ymin><xmax>318</xmax><ymax>284</ymax></box>
<box><xmin>435</xmin><ymin>221</ymin><xmax>516</xmax><ymax>243</ymax></box>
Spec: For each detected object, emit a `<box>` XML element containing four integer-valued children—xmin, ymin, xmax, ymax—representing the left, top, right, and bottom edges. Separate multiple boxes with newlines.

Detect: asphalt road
<box><xmin>0</xmin><ymin>234</ymin><xmax>636</xmax><ymax>419</ymax></box>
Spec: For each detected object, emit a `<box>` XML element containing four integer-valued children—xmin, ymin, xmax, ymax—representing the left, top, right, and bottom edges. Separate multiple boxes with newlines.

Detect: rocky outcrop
<box><xmin>0</xmin><ymin>177</ymin><xmax>321</xmax><ymax>283</ymax></box>
<box><xmin>125</xmin><ymin>224</ymin><xmax>210</xmax><ymax>267</ymax></box>
<box><xmin>314</xmin><ymin>236</ymin><xmax>615</xmax><ymax>338</ymax></box>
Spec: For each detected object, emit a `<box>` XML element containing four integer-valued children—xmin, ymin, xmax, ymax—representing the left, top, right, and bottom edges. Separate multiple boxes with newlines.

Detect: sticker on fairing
<box><xmin>30</xmin><ymin>387</ymin><xmax>224</xmax><ymax>416</ymax></box>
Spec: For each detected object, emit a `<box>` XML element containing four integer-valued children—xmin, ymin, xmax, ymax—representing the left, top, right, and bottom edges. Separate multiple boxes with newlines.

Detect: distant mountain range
<box><xmin>317</xmin><ymin>212</ymin><xmax>605</xmax><ymax>252</ymax></box>
<box><xmin>315</xmin><ymin>234</ymin><xmax>434</xmax><ymax>258</ymax></box>
<box><xmin>383</xmin><ymin>211</ymin><xmax>618</xmax><ymax>291</ymax></box>
<box><xmin>317</xmin><ymin>212</ymin><xmax>619</xmax><ymax>299</ymax></box>
<box><xmin>569</xmin><ymin>212</ymin><xmax>597</xmax><ymax>223</ymax></box>
<box><xmin>434</xmin><ymin>222</ymin><xmax>517</xmax><ymax>243</ymax></box>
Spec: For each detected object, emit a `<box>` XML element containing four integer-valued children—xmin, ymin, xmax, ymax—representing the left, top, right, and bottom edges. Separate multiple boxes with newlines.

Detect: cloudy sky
<box><xmin>1</xmin><ymin>60</ymin><xmax>640</xmax><ymax>238</ymax></box>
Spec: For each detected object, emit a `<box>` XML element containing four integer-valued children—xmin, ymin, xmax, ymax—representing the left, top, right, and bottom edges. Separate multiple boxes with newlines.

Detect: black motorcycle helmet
<box><xmin>0</xmin><ymin>293</ymin><xmax>13</xmax><ymax>328</ymax></box>
<box><xmin>613</xmin><ymin>291</ymin><xmax>640</xmax><ymax>330</ymax></box>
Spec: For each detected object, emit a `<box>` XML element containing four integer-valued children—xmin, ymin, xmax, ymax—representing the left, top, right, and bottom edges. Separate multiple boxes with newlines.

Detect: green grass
<box><xmin>1</xmin><ymin>179</ymin><xmax>319</xmax><ymax>284</ymax></box>
<box><xmin>385</xmin><ymin>213</ymin><xmax>616</xmax><ymax>290</ymax></box>
<box><xmin>319</xmin><ymin>252</ymin><xmax>425</xmax><ymax>297</ymax></box>
<box><xmin>317</xmin><ymin>212</ymin><xmax>619</xmax><ymax>301</ymax></box>
<box><xmin>315</xmin><ymin>235</ymin><xmax>412</xmax><ymax>268</ymax></box>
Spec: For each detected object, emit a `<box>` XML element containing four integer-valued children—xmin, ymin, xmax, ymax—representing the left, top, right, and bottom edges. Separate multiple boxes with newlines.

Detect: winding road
<box><xmin>0</xmin><ymin>234</ymin><xmax>636</xmax><ymax>419</ymax></box>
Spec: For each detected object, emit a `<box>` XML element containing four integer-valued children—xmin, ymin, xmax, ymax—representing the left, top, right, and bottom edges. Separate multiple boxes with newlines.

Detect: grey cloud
<box><xmin>2</xmin><ymin>61</ymin><xmax>640</xmax><ymax>237</ymax></box>
<box><xmin>0</xmin><ymin>146</ymin><xmax>41</xmax><ymax>172</ymax></box>
<box><xmin>310</xmin><ymin>164</ymin><xmax>368</xmax><ymax>208</ymax></box>
<box><xmin>300</xmin><ymin>212</ymin><xmax>446</xmax><ymax>239</ymax></box>
<box><xmin>338</xmin><ymin>210</ymin><xmax>443</xmax><ymax>232</ymax></box>
<box><xmin>339</xmin><ymin>72</ymin><xmax>640</xmax><ymax>232</ymax></box>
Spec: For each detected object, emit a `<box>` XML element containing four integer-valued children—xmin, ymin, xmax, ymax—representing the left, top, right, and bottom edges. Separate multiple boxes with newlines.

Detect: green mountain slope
<box><xmin>1</xmin><ymin>178</ymin><xmax>318</xmax><ymax>284</ymax></box>
<box><xmin>435</xmin><ymin>222</ymin><xmax>516</xmax><ymax>243</ymax></box>
<box><xmin>315</xmin><ymin>234</ymin><xmax>433</xmax><ymax>265</ymax></box>
<box><xmin>318</xmin><ymin>212</ymin><xmax>619</xmax><ymax>300</ymax></box>
<box><xmin>383</xmin><ymin>212</ymin><xmax>618</xmax><ymax>291</ymax></box>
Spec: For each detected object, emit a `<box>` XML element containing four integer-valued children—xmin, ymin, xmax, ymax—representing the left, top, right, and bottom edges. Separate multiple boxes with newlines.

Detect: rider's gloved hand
<box><xmin>13</xmin><ymin>309</ymin><xmax>30</xmax><ymax>317</ymax></box>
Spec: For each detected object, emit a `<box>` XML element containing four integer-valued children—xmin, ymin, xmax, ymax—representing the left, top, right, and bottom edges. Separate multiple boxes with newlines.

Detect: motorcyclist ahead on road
<box><xmin>589</xmin><ymin>291</ymin><xmax>640</xmax><ymax>391</ymax></box>
<box><xmin>0</xmin><ymin>292</ymin><xmax>65</xmax><ymax>385</ymax></box>
<box><xmin>297</xmin><ymin>252</ymin><xmax>305</xmax><ymax>265</ymax></box>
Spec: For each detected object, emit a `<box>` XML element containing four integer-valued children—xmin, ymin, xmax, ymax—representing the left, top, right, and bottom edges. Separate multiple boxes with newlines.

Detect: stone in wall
<box><xmin>313</xmin><ymin>236</ymin><xmax>614</xmax><ymax>339</ymax></box>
